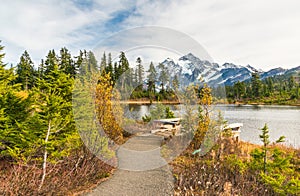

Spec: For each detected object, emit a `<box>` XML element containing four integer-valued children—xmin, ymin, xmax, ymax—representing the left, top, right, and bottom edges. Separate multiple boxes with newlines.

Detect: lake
<box><xmin>127</xmin><ymin>104</ymin><xmax>300</xmax><ymax>148</ymax></box>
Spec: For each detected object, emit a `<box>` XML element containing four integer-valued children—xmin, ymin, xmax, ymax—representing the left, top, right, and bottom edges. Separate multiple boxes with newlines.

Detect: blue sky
<box><xmin>1</xmin><ymin>0</ymin><xmax>300</xmax><ymax>70</ymax></box>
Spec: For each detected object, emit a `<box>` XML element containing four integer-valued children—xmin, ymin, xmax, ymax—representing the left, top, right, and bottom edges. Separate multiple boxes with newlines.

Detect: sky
<box><xmin>1</xmin><ymin>0</ymin><xmax>300</xmax><ymax>71</ymax></box>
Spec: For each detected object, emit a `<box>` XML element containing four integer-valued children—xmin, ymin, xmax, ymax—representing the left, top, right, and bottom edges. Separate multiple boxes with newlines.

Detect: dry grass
<box><xmin>0</xmin><ymin>146</ymin><xmax>114</xmax><ymax>195</ymax></box>
<box><xmin>170</xmin><ymin>138</ymin><xmax>288</xmax><ymax>196</ymax></box>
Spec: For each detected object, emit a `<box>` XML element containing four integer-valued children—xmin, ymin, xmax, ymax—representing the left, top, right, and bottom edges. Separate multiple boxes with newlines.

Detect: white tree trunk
<box><xmin>39</xmin><ymin>120</ymin><xmax>51</xmax><ymax>191</ymax></box>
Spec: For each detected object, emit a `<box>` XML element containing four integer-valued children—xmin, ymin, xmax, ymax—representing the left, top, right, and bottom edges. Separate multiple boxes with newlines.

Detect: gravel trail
<box><xmin>87</xmin><ymin>135</ymin><xmax>174</xmax><ymax>196</ymax></box>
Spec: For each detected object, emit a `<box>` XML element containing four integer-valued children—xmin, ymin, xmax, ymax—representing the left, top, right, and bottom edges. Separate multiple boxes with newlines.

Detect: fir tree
<box><xmin>105</xmin><ymin>52</ymin><xmax>113</xmax><ymax>75</ymax></box>
<box><xmin>158</xmin><ymin>63</ymin><xmax>169</xmax><ymax>92</ymax></box>
<box><xmin>0</xmin><ymin>43</ymin><xmax>34</xmax><ymax>161</ymax></box>
<box><xmin>100</xmin><ymin>52</ymin><xmax>106</xmax><ymax>72</ymax></box>
<box><xmin>136</xmin><ymin>57</ymin><xmax>144</xmax><ymax>85</ymax></box>
<box><xmin>251</xmin><ymin>72</ymin><xmax>262</xmax><ymax>98</ymax></box>
<box><xmin>44</xmin><ymin>50</ymin><xmax>58</xmax><ymax>76</ymax></box>
<box><xmin>59</xmin><ymin>47</ymin><xmax>76</xmax><ymax>77</ymax></box>
<box><xmin>16</xmin><ymin>50</ymin><xmax>35</xmax><ymax>90</ymax></box>
<box><xmin>147</xmin><ymin>62</ymin><xmax>157</xmax><ymax>93</ymax></box>
<box><xmin>35</xmin><ymin>63</ymin><xmax>79</xmax><ymax>190</ymax></box>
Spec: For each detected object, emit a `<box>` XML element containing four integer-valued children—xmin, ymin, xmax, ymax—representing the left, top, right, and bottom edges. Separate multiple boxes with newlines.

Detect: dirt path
<box><xmin>87</xmin><ymin>135</ymin><xmax>174</xmax><ymax>196</ymax></box>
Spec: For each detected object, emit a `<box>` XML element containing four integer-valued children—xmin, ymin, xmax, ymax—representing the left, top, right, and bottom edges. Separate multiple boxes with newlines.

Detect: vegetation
<box><xmin>172</xmin><ymin>83</ymin><xmax>299</xmax><ymax>195</ymax></box>
<box><xmin>0</xmin><ymin>42</ymin><xmax>122</xmax><ymax>194</ymax></box>
<box><xmin>173</xmin><ymin>117</ymin><xmax>299</xmax><ymax>195</ymax></box>
<box><xmin>0</xmin><ymin>43</ymin><xmax>299</xmax><ymax>195</ymax></box>
<box><xmin>222</xmin><ymin>71</ymin><xmax>300</xmax><ymax>105</ymax></box>
<box><xmin>142</xmin><ymin>104</ymin><xmax>176</xmax><ymax>123</ymax></box>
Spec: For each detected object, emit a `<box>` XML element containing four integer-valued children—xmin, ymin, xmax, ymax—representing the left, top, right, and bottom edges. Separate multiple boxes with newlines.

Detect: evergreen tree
<box><xmin>118</xmin><ymin>52</ymin><xmax>129</xmax><ymax>73</ymax></box>
<box><xmin>147</xmin><ymin>62</ymin><xmax>157</xmax><ymax>93</ymax></box>
<box><xmin>87</xmin><ymin>51</ymin><xmax>98</xmax><ymax>72</ymax></box>
<box><xmin>76</xmin><ymin>50</ymin><xmax>84</xmax><ymax>75</ymax></box>
<box><xmin>78</xmin><ymin>50</ymin><xmax>98</xmax><ymax>75</ymax></box>
<box><xmin>266</xmin><ymin>77</ymin><xmax>274</xmax><ymax>95</ymax></box>
<box><xmin>44</xmin><ymin>50</ymin><xmax>58</xmax><ymax>76</ymax></box>
<box><xmin>172</xmin><ymin>75</ymin><xmax>179</xmax><ymax>91</ymax></box>
<box><xmin>0</xmin><ymin>43</ymin><xmax>34</xmax><ymax>161</ymax></box>
<box><xmin>37</xmin><ymin>59</ymin><xmax>45</xmax><ymax>79</ymax></box>
<box><xmin>105</xmin><ymin>53</ymin><xmax>113</xmax><ymax>75</ymax></box>
<box><xmin>59</xmin><ymin>47</ymin><xmax>76</xmax><ymax>77</ymax></box>
<box><xmin>113</xmin><ymin>62</ymin><xmax>119</xmax><ymax>82</ymax></box>
<box><xmin>118</xmin><ymin>52</ymin><xmax>130</xmax><ymax>90</ymax></box>
<box><xmin>258</xmin><ymin>124</ymin><xmax>285</xmax><ymax>173</ymax></box>
<box><xmin>16</xmin><ymin>50</ymin><xmax>35</xmax><ymax>90</ymax></box>
<box><xmin>134</xmin><ymin>67</ymin><xmax>138</xmax><ymax>86</ymax></box>
<box><xmin>100</xmin><ymin>52</ymin><xmax>106</xmax><ymax>72</ymax></box>
<box><xmin>233</xmin><ymin>81</ymin><xmax>245</xmax><ymax>100</ymax></box>
<box><xmin>136</xmin><ymin>57</ymin><xmax>144</xmax><ymax>84</ymax></box>
<box><xmin>251</xmin><ymin>72</ymin><xmax>262</xmax><ymax>98</ymax></box>
<box><xmin>35</xmin><ymin>63</ymin><xmax>79</xmax><ymax>190</ymax></box>
<box><xmin>288</xmin><ymin>76</ymin><xmax>296</xmax><ymax>91</ymax></box>
<box><xmin>158</xmin><ymin>63</ymin><xmax>169</xmax><ymax>92</ymax></box>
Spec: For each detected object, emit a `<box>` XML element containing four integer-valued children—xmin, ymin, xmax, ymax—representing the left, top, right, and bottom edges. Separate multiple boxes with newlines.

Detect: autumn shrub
<box><xmin>95</xmin><ymin>72</ymin><xmax>124</xmax><ymax>144</ymax></box>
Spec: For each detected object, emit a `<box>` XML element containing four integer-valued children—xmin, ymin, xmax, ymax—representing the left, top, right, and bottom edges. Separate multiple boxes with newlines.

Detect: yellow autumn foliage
<box><xmin>14</xmin><ymin>90</ymin><xmax>29</xmax><ymax>100</ymax></box>
<box><xmin>95</xmin><ymin>72</ymin><xmax>124</xmax><ymax>144</ymax></box>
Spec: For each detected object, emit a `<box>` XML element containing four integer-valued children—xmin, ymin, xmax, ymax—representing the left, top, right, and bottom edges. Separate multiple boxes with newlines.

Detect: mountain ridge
<box><xmin>159</xmin><ymin>53</ymin><xmax>300</xmax><ymax>87</ymax></box>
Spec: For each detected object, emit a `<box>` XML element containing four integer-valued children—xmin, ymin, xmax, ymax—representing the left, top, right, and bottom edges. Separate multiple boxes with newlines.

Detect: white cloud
<box><xmin>1</xmin><ymin>0</ymin><xmax>300</xmax><ymax>70</ymax></box>
<box><xmin>0</xmin><ymin>0</ymin><xmax>131</xmax><ymax>65</ymax></box>
<box><xmin>121</xmin><ymin>0</ymin><xmax>300</xmax><ymax>70</ymax></box>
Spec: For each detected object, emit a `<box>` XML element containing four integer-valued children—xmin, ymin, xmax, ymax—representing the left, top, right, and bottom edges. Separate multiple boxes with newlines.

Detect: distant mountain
<box><xmin>159</xmin><ymin>53</ymin><xmax>299</xmax><ymax>87</ymax></box>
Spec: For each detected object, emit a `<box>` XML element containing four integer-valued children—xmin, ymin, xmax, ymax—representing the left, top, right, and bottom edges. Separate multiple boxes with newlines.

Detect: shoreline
<box><xmin>121</xmin><ymin>99</ymin><xmax>300</xmax><ymax>106</ymax></box>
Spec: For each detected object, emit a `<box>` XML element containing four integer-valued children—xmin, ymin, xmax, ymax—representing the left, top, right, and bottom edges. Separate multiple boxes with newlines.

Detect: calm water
<box><xmin>128</xmin><ymin>104</ymin><xmax>300</xmax><ymax>148</ymax></box>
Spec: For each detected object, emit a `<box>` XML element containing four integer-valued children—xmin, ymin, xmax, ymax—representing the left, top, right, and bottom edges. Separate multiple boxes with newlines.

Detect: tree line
<box><xmin>99</xmin><ymin>52</ymin><xmax>179</xmax><ymax>101</ymax></box>
<box><xmin>220</xmin><ymin>72</ymin><xmax>300</xmax><ymax>104</ymax></box>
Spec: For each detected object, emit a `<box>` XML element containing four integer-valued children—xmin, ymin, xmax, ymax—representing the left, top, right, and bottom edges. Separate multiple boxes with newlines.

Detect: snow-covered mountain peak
<box><xmin>246</xmin><ymin>64</ymin><xmax>258</xmax><ymax>73</ymax></box>
<box><xmin>222</xmin><ymin>62</ymin><xmax>242</xmax><ymax>69</ymax></box>
<box><xmin>159</xmin><ymin>53</ymin><xmax>298</xmax><ymax>87</ymax></box>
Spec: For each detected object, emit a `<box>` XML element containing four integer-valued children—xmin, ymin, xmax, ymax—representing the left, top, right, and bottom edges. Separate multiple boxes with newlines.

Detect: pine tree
<box><xmin>258</xmin><ymin>124</ymin><xmax>285</xmax><ymax>173</ymax></box>
<box><xmin>136</xmin><ymin>57</ymin><xmax>144</xmax><ymax>84</ymax></box>
<box><xmin>100</xmin><ymin>52</ymin><xmax>107</xmax><ymax>72</ymax></box>
<box><xmin>37</xmin><ymin>59</ymin><xmax>45</xmax><ymax>79</ymax></box>
<box><xmin>0</xmin><ymin>43</ymin><xmax>18</xmax><ymax>155</ymax></box>
<box><xmin>118</xmin><ymin>52</ymin><xmax>130</xmax><ymax>91</ymax></box>
<box><xmin>59</xmin><ymin>47</ymin><xmax>76</xmax><ymax>77</ymax></box>
<box><xmin>266</xmin><ymin>77</ymin><xmax>274</xmax><ymax>95</ymax></box>
<box><xmin>158</xmin><ymin>63</ymin><xmax>169</xmax><ymax>92</ymax></box>
<box><xmin>0</xmin><ymin>43</ymin><xmax>34</xmax><ymax>161</ymax></box>
<box><xmin>16</xmin><ymin>50</ymin><xmax>35</xmax><ymax>90</ymax></box>
<box><xmin>118</xmin><ymin>52</ymin><xmax>129</xmax><ymax>73</ymax></box>
<box><xmin>288</xmin><ymin>76</ymin><xmax>296</xmax><ymax>91</ymax></box>
<box><xmin>87</xmin><ymin>51</ymin><xmax>98</xmax><ymax>72</ymax></box>
<box><xmin>105</xmin><ymin>53</ymin><xmax>113</xmax><ymax>75</ymax></box>
<box><xmin>35</xmin><ymin>63</ymin><xmax>79</xmax><ymax>190</ymax></box>
<box><xmin>249</xmin><ymin>124</ymin><xmax>299</xmax><ymax>195</ymax></box>
<box><xmin>44</xmin><ymin>50</ymin><xmax>58</xmax><ymax>76</ymax></box>
<box><xmin>233</xmin><ymin>81</ymin><xmax>245</xmax><ymax>100</ymax></box>
<box><xmin>113</xmin><ymin>62</ymin><xmax>119</xmax><ymax>82</ymax></box>
<box><xmin>251</xmin><ymin>72</ymin><xmax>262</xmax><ymax>98</ymax></box>
<box><xmin>76</xmin><ymin>50</ymin><xmax>84</xmax><ymax>75</ymax></box>
<box><xmin>147</xmin><ymin>62</ymin><xmax>157</xmax><ymax>94</ymax></box>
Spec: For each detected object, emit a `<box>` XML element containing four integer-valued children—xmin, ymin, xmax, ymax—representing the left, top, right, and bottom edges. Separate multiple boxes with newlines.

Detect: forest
<box><xmin>222</xmin><ymin>72</ymin><xmax>300</xmax><ymax>105</ymax></box>
<box><xmin>0</xmin><ymin>42</ymin><xmax>299</xmax><ymax>195</ymax></box>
